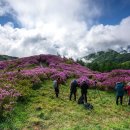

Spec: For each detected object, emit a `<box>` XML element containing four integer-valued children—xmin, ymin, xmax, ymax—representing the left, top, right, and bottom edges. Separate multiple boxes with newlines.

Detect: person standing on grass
<box><xmin>69</xmin><ymin>79</ymin><xmax>78</xmax><ymax>101</ymax></box>
<box><xmin>53</xmin><ymin>77</ymin><xmax>61</xmax><ymax>98</ymax></box>
<box><xmin>115</xmin><ymin>82</ymin><xmax>125</xmax><ymax>105</ymax></box>
<box><xmin>80</xmin><ymin>80</ymin><xmax>89</xmax><ymax>104</ymax></box>
<box><xmin>125</xmin><ymin>82</ymin><xmax>130</xmax><ymax>105</ymax></box>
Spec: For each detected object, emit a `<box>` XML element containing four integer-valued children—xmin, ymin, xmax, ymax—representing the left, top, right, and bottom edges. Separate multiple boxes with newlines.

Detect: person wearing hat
<box><xmin>115</xmin><ymin>82</ymin><xmax>125</xmax><ymax>105</ymax></box>
<box><xmin>124</xmin><ymin>82</ymin><xmax>130</xmax><ymax>105</ymax></box>
<box><xmin>69</xmin><ymin>79</ymin><xmax>78</xmax><ymax>101</ymax></box>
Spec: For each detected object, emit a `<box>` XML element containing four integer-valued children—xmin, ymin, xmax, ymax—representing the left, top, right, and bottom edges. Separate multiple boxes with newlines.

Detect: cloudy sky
<box><xmin>0</xmin><ymin>0</ymin><xmax>130</xmax><ymax>58</ymax></box>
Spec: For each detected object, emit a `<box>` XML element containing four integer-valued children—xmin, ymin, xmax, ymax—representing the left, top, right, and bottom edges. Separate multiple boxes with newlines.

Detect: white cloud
<box><xmin>0</xmin><ymin>0</ymin><xmax>130</xmax><ymax>58</ymax></box>
<box><xmin>0</xmin><ymin>0</ymin><xmax>12</xmax><ymax>16</ymax></box>
<box><xmin>82</xmin><ymin>16</ymin><xmax>130</xmax><ymax>53</ymax></box>
<box><xmin>6</xmin><ymin>0</ymin><xmax>101</xmax><ymax>28</ymax></box>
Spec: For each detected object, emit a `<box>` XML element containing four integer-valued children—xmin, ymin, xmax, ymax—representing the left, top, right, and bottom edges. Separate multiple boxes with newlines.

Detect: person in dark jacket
<box><xmin>115</xmin><ymin>82</ymin><xmax>125</xmax><ymax>105</ymax></box>
<box><xmin>81</xmin><ymin>80</ymin><xmax>89</xmax><ymax>104</ymax></box>
<box><xmin>69</xmin><ymin>79</ymin><xmax>78</xmax><ymax>101</ymax></box>
<box><xmin>125</xmin><ymin>82</ymin><xmax>130</xmax><ymax>105</ymax></box>
<box><xmin>53</xmin><ymin>77</ymin><xmax>61</xmax><ymax>98</ymax></box>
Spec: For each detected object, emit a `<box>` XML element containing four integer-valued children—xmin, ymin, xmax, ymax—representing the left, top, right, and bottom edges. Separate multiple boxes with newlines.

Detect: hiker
<box><xmin>115</xmin><ymin>82</ymin><xmax>125</xmax><ymax>105</ymax></box>
<box><xmin>53</xmin><ymin>77</ymin><xmax>61</xmax><ymax>98</ymax></box>
<box><xmin>69</xmin><ymin>79</ymin><xmax>78</xmax><ymax>101</ymax></box>
<box><xmin>124</xmin><ymin>82</ymin><xmax>130</xmax><ymax>105</ymax></box>
<box><xmin>80</xmin><ymin>80</ymin><xmax>89</xmax><ymax>104</ymax></box>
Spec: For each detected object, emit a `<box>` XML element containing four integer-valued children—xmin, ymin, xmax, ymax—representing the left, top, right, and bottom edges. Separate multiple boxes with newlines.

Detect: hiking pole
<box><xmin>96</xmin><ymin>88</ymin><xmax>102</xmax><ymax>102</ymax></box>
<box><xmin>93</xmin><ymin>81</ymin><xmax>97</xmax><ymax>99</ymax></box>
<box><xmin>124</xmin><ymin>93</ymin><xmax>128</xmax><ymax>105</ymax></box>
<box><xmin>94</xmin><ymin>81</ymin><xmax>102</xmax><ymax>102</ymax></box>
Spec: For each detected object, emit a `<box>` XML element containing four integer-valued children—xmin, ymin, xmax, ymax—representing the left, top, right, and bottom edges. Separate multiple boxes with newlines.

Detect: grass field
<box><xmin>0</xmin><ymin>79</ymin><xmax>130</xmax><ymax>130</ymax></box>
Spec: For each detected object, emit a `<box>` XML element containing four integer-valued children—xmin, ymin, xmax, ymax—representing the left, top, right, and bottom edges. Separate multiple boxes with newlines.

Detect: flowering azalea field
<box><xmin>1</xmin><ymin>54</ymin><xmax>130</xmax><ymax>90</ymax></box>
<box><xmin>0</xmin><ymin>54</ymin><xmax>130</xmax><ymax>129</ymax></box>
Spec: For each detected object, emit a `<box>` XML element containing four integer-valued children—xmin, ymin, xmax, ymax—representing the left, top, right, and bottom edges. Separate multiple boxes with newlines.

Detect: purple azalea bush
<box><xmin>0</xmin><ymin>85</ymin><xmax>20</xmax><ymax>117</ymax></box>
<box><xmin>0</xmin><ymin>54</ymin><xmax>130</xmax><ymax>91</ymax></box>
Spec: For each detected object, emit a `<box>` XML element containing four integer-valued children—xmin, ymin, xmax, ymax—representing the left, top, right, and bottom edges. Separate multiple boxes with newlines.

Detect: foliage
<box><xmin>15</xmin><ymin>79</ymin><xmax>33</xmax><ymax>103</ymax></box>
<box><xmin>83</xmin><ymin>49</ymin><xmax>130</xmax><ymax>72</ymax></box>
<box><xmin>0</xmin><ymin>85</ymin><xmax>20</xmax><ymax>119</ymax></box>
<box><xmin>31</xmin><ymin>77</ymin><xmax>43</xmax><ymax>90</ymax></box>
<box><xmin>76</xmin><ymin>59</ymin><xmax>85</xmax><ymax>66</ymax></box>
<box><xmin>0</xmin><ymin>54</ymin><xmax>130</xmax><ymax>93</ymax></box>
<box><xmin>0</xmin><ymin>55</ymin><xmax>17</xmax><ymax>61</ymax></box>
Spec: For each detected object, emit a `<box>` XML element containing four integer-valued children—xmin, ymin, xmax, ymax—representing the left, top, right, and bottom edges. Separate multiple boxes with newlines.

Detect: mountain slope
<box><xmin>0</xmin><ymin>55</ymin><xmax>18</xmax><ymax>61</ymax></box>
<box><xmin>83</xmin><ymin>49</ymin><xmax>130</xmax><ymax>72</ymax></box>
<box><xmin>0</xmin><ymin>54</ymin><xmax>130</xmax><ymax>129</ymax></box>
<box><xmin>1</xmin><ymin>80</ymin><xmax>129</xmax><ymax>130</ymax></box>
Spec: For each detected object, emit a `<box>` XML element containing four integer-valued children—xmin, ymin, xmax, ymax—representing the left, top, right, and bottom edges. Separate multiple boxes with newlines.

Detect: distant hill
<box><xmin>0</xmin><ymin>55</ymin><xmax>18</xmax><ymax>61</ymax></box>
<box><xmin>80</xmin><ymin>49</ymin><xmax>130</xmax><ymax>72</ymax></box>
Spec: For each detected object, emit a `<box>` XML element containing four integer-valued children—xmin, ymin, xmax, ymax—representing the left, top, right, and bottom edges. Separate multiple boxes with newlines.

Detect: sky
<box><xmin>0</xmin><ymin>0</ymin><xmax>130</xmax><ymax>58</ymax></box>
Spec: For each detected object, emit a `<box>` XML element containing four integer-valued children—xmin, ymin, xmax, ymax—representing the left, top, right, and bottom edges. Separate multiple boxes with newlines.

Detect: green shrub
<box><xmin>32</xmin><ymin>82</ymin><xmax>42</xmax><ymax>90</ymax></box>
<box><xmin>15</xmin><ymin>79</ymin><xmax>32</xmax><ymax>103</ymax></box>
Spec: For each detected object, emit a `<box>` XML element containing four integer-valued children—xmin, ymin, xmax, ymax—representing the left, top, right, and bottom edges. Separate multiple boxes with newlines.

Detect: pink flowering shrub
<box><xmin>77</xmin><ymin>76</ymin><xmax>90</xmax><ymax>87</ymax></box>
<box><xmin>0</xmin><ymin>85</ymin><xmax>20</xmax><ymax>118</ymax></box>
<box><xmin>94</xmin><ymin>73</ymin><xmax>108</xmax><ymax>82</ymax></box>
<box><xmin>0</xmin><ymin>62</ymin><xmax>7</xmax><ymax>69</ymax></box>
<box><xmin>92</xmin><ymin>69</ymin><xmax>130</xmax><ymax>90</ymax></box>
<box><xmin>50</xmin><ymin>72</ymin><xmax>67</xmax><ymax>84</ymax></box>
<box><xmin>1</xmin><ymin>54</ymin><xmax>130</xmax><ymax>91</ymax></box>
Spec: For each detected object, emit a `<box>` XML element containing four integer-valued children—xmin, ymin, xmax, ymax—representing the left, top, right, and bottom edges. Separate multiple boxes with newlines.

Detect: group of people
<box><xmin>53</xmin><ymin>78</ymin><xmax>89</xmax><ymax>104</ymax></box>
<box><xmin>70</xmin><ymin>79</ymin><xmax>89</xmax><ymax>104</ymax></box>
<box><xmin>53</xmin><ymin>78</ymin><xmax>130</xmax><ymax>105</ymax></box>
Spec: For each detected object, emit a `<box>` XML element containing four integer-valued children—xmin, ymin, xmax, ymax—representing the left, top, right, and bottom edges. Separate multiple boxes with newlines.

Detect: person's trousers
<box><xmin>81</xmin><ymin>93</ymin><xmax>87</xmax><ymax>103</ymax></box>
<box><xmin>70</xmin><ymin>91</ymin><xmax>76</xmax><ymax>101</ymax></box>
<box><xmin>55</xmin><ymin>88</ymin><xmax>59</xmax><ymax>97</ymax></box>
<box><xmin>116</xmin><ymin>96</ymin><xmax>123</xmax><ymax>105</ymax></box>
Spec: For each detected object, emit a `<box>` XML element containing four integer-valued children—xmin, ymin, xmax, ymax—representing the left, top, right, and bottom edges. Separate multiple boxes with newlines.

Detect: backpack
<box><xmin>84</xmin><ymin>103</ymin><xmax>93</xmax><ymax>110</ymax></box>
<box><xmin>77</xmin><ymin>96</ymin><xmax>84</xmax><ymax>104</ymax></box>
<box><xmin>78</xmin><ymin>96</ymin><xmax>94</xmax><ymax>110</ymax></box>
<box><xmin>81</xmin><ymin>82</ymin><xmax>89</xmax><ymax>92</ymax></box>
<box><xmin>115</xmin><ymin>82</ymin><xmax>124</xmax><ymax>96</ymax></box>
<box><xmin>53</xmin><ymin>80</ymin><xmax>57</xmax><ymax>89</ymax></box>
<box><xmin>70</xmin><ymin>80</ymin><xmax>78</xmax><ymax>91</ymax></box>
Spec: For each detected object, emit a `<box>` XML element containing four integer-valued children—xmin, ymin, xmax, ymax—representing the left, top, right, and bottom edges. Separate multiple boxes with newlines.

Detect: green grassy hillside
<box><xmin>1</xmin><ymin>79</ymin><xmax>130</xmax><ymax>130</ymax></box>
